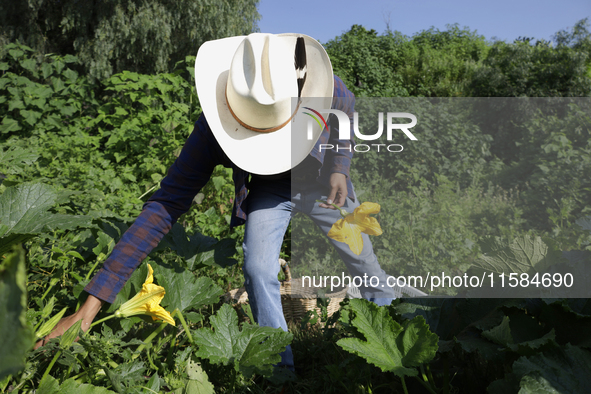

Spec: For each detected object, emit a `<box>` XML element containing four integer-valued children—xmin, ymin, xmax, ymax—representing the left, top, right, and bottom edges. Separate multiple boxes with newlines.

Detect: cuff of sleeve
<box><xmin>84</xmin><ymin>267</ymin><xmax>128</xmax><ymax>304</ymax></box>
<box><xmin>330</xmin><ymin>162</ymin><xmax>350</xmax><ymax>178</ymax></box>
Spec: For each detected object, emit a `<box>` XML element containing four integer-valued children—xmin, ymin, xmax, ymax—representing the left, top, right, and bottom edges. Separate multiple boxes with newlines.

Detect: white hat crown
<box><xmin>226</xmin><ymin>34</ymin><xmax>298</xmax><ymax>130</ymax></box>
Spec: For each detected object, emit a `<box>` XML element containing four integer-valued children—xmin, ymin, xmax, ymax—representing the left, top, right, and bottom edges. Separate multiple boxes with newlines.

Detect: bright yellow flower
<box><xmin>327</xmin><ymin>202</ymin><xmax>382</xmax><ymax>255</ymax></box>
<box><xmin>114</xmin><ymin>264</ymin><xmax>175</xmax><ymax>325</ymax></box>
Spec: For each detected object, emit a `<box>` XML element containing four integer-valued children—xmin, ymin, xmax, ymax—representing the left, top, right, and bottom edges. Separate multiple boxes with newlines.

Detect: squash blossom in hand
<box><xmin>114</xmin><ymin>264</ymin><xmax>175</xmax><ymax>325</ymax></box>
<box><xmin>327</xmin><ymin>202</ymin><xmax>383</xmax><ymax>255</ymax></box>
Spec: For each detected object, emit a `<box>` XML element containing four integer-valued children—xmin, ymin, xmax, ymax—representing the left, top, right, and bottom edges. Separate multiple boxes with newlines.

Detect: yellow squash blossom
<box><xmin>327</xmin><ymin>202</ymin><xmax>382</xmax><ymax>255</ymax></box>
<box><xmin>114</xmin><ymin>264</ymin><xmax>175</xmax><ymax>325</ymax></box>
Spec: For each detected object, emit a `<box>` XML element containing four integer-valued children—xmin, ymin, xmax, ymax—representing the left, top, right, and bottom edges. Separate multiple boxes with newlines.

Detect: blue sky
<box><xmin>257</xmin><ymin>0</ymin><xmax>590</xmax><ymax>44</ymax></box>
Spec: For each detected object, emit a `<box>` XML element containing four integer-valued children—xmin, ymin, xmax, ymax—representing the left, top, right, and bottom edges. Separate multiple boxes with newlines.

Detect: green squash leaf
<box><xmin>38</xmin><ymin>375</ymin><xmax>117</xmax><ymax>394</ymax></box>
<box><xmin>476</xmin><ymin>235</ymin><xmax>563</xmax><ymax>275</ymax></box>
<box><xmin>0</xmin><ymin>183</ymin><xmax>91</xmax><ymax>255</ymax></box>
<box><xmin>157</xmin><ymin>223</ymin><xmax>237</xmax><ymax>269</ymax></box>
<box><xmin>184</xmin><ymin>359</ymin><xmax>214</xmax><ymax>394</ymax></box>
<box><xmin>153</xmin><ymin>265</ymin><xmax>223</xmax><ymax>312</ymax></box>
<box><xmin>482</xmin><ymin>315</ymin><xmax>514</xmax><ymax>346</ymax></box>
<box><xmin>0</xmin><ymin>146</ymin><xmax>39</xmax><ymax>175</ymax></box>
<box><xmin>515</xmin><ymin>344</ymin><xmax>591</xmax><ymax>393</ymax></box>
<box><xmin>337</xmin><ymin>299</ymin><xmax>438</xmax><ymax>378</ymax></box>
<box><xmin>194</xmin><ymin>304</ymin><xmax>293</xmax><ymax>378</ymax></box>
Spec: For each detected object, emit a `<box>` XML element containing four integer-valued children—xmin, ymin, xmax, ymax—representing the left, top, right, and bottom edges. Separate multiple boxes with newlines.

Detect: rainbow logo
<box><xmin>302</xmin><ymin>107</ymin><xmax>328</xmax><ymax>139</ymax></box>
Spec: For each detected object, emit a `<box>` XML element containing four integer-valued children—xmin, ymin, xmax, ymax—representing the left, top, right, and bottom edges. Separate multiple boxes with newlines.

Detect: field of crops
<box><xmin>2</xmin><ymin>24</ymin><xmax>591</xmax><ymax>393</ymax></box>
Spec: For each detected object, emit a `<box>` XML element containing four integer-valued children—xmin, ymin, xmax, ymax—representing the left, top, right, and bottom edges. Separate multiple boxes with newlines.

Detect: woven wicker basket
<box><xmin>225</xmin><ymin>259</ymin><xmax>348</xmax><ymax>321</ymax></box>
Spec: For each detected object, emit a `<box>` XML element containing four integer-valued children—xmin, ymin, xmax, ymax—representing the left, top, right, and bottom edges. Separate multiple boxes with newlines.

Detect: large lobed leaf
<box><xmin>38</xmin><ymin>375</ymin><xmax>116</xmax><ymax>394</ymax></box>
<box><xmin>153</xmin><ymin>264</ymin><xmax>223</xmax><ymax>312</ymax></box>
<box><xmin>0</xmin><ymin>146</ymin><xmax>39</xmax><ymax>175</ymax></box>
<box><xmin>337</xmin><ymin>299</ymin><xmax>438</xmax><ymax>378</ymax></box>
<box><xmin>475</xmin><ymin>235</ymin><xmax>563</xmax><ymax>275</ymax></box>
<box><xmin>0</xmin><ymin>183</ymin><xmax>91</xmax><ymax>255</ymax></box>
<box><xmin>183</xmin><ymin>359</ymin><xmax>214</xmax><ymax>394</ymax></box>
<box><xmin>489</xmin><ymin>344</ymin><xmax>591</xmax><ymax>394</ymax></box>
<box><xmin>0</xmin><ymin>246</ymin><xmax>35</xmax><ymax>380</ymax></box>
<box><xmin>194</xmin><ymin>304</ymin><xmax>293</xmax><ymax>378</ymax></box>
<box><xmin>156</xmin><ymin>223</ymin><xmax>237</xmax><ymax>269</ymax></box>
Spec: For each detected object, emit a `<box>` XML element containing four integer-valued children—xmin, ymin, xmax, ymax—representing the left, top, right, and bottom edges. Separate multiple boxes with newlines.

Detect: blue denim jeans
<box><xmin>242</xmin><ymin>177</ymin><xmax>395</xmax><ymax>369</ymax></box>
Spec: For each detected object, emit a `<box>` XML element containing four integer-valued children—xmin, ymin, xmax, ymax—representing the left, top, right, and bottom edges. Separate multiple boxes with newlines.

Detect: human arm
<box><xmin>36</xmin><ymin>115</ymin><xmax>222</xmax><ymax>346</ymax></box>
<box><xmin>34</xmin><ymin>295</ymin><xmax>104</xmax><ymax>349</ymax></box>
<box><xmin>319</xmin><ymin>76</ymin><xmax>355</xmax><ymax>209</ymax></box>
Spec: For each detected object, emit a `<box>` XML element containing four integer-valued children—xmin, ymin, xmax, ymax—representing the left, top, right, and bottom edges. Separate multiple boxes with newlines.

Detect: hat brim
<box><xmin>195</xmin><ymin>34</ymin><xmax>334</xmax><ymax>175</ymax></box>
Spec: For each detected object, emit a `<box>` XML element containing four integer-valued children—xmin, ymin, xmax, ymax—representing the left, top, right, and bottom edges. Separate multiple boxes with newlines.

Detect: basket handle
<box><xmin>279</xmin><ymin>259</ymin><xmax>292</xmax><ymax>282</ymax></box>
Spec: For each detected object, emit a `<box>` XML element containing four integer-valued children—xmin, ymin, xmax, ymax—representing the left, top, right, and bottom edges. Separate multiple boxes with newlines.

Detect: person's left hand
<box><xmin>319</xmin><ymin>173</ymin><xmax>348</xmax><ymax>209</ymax></box>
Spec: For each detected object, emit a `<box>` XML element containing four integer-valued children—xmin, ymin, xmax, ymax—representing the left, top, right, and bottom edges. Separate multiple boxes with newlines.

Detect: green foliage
<box><xmin>0</xmin><ymin>0</ymin><xmax>260</xmax><ymax>81</ymax></box>
<box><xmin>488</xmin><ymin>99</ymin><xmax>591</xmax><ymax>237</ymax></box>
<box><xmin>0</xmin><ymin>145</ymin><xmax>39</xmax><ymax>175</ymax></box>
<box><xmin>0</xmin><ymin>183</ymin><xmax>91</xmax><ymax>255</ymax></box>
<box><xmin>194</xmin><ymin>304</ymin><xmax>293</xmax><ymax>379</ymax></box>
<box><xmin>468</xmin><ymin>39</ymin><xmax>591</xmax><ymax>97</ymax></box>
<box><xmin>38</xmin><ymin>375</ymin><xmax>117</xmax><ymax>394</ymax></box>
<box><xmin>489</xmin><ymin>344</ymin><xmax>591</xmax><ymax>393</ymax></box>
<box><xmin>0</xmin><ymin>246</ymin><xmax>34</xmax><ymax>380</ymax></box>
<box><xmin>326</xmin><ymin>24</ymin><xmax>489</xmax><ymax>98</ymax></box>
<box><xmin>337</xmin><ymin>299</ymin><xmax>438</xmax><ymax>378</ymax></box>
<box><xmin>350</xmin><ymin>98</ymin><xmax>494</xmax><ymax>190</ymax></box>
<box><xmin>324</xmin><ymin>25</ymin><xmax>408</xmax><ymax>97</ymax></box>
<box><xmin>475</xmin><ymin>235</ymin><xmax>563</xmax><ymax>275</ymax></box>
<box><xmin>554</xmin><ymin>18</ymin><xmax>591</xmax><ymax>69</ymax></box>
<box><xmin>152</xmin><ymin>264</ymin><xmax>224</xmax><ymax>313</ymax></box>
<box><xmin>0</xmin><ymin>43</ymin><xmax>96</xmax><ymax>137</ymax></box>
<box><xmin>0</xmin><ymin>44</ymin><xmax>203</xmax><ymax>221</ymax></box>
<box><xmin>156</xmin><ymin>223</ymin><xmax>238</xmax><ymax>270</ymax></box>
<box><xmin>399</xmin><ymin>24</ymin><xmax>489</xmax><ymax>97</ymax></box>
<box><xmin>394</xmin><ymin>296</ymin><xmax>591</xmax><ymax>392</ymax></box>
<box><xmin>182</xmin><ymin>359</ymin><xmax>215</xmax><ymax>394</ymax></box>
<box><xmin>326</xmin><ymin>21</ymin><xmax>590</xmax><ymax>99</ymax></box>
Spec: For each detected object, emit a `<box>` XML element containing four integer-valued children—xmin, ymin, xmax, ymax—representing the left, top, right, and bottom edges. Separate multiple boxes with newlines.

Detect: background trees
<box><xmin>0</xmin><ymin>0</ymin><xmax>260</xmax><ymax>81</ymax></box>
<box><xmin>325</xmin><ymin>20</ymin><xmax>590</xmax><ymax>99</ymax></box>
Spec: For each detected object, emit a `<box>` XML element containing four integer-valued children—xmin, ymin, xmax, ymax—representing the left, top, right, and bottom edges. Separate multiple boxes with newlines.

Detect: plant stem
<box><xmin>40</xmin><ymin>282</ymin><xmax>55</xmax><ymax>301</ymax></box>
<box><xmin>401</xmin><ymin>376</ymin><xmax>408</xmax><ymax>394</ymax></box>
<box><xmin>90</xmin><ymin>313</ymin><xmax>116</xmax><ymax>327</ymax></box>
<box><xmin>315</xmin><ymin>199</ymin><xmax>350</xmax><ymax>217</ymax></box>
<box><xmin>145</xmin><ymin>349</ymin><xmax>158</xmax><ymax>371</ymax></box>
<box><xmin>443</xmin><ymin>356</ymin><xmax>450</xmax><ymax>394</ymax></box>
<box><xmin>85</xmin><ymin>240</ymin><xmax>113</xmax><ymax>282</ymax></box>
<box><xmin>85</xmin><ymin>259</ymin><xmax>103</xmax><ymax>282</ymax></box>
<box><xmin>414</xmin><ymin>375</ymin><xmax>438</xmax><ymax>394</ymax></box>
<box><xmin>174</xmin><ymin>308</ymin><xmax>194</xmax><ymax>344</ymax></box>
<box><xmin>71</xmin><ymin>369</ymin><xmax>88</xmax><ymax>382</ymax></box>
<box><xmin>133</xmin><ymin>321</ymin><xmax>169</xmax><ymax>359</ymax></box>
<box><xmin>420</xmin><ymin>365</ymin><xmax>429</xmax><ymax>382</ymax></box>
<box><xmin>426</xmin><ymin>364</ymin><xmax>437</xmax><ymax>389</ymax></box>
<box><xmin>41</xmin><ymin>350</ymin><xmax>62</xmax><ymax>382</ymax></box>
<box><xmin>139</xmin><ymin>184</ymin><xmax>158</xmax><ymax>200</ymax></box>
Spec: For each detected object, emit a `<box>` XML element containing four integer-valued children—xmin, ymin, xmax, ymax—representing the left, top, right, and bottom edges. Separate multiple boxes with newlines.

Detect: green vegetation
<box><xmin>1</xmin><ymin>17</ymin><xmax>591</xmax><ymax>393</ymax></box>
<box><xmin>0</xmin><ymin>0</ymin><xmax>260</xmax><ymax>81</ymax></box>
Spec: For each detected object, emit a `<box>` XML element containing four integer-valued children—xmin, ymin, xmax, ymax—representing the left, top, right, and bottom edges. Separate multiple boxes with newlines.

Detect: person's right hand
<box><xmin>34</xmin><ymin>295</ymin><xmax>105</xmax><ymax>349</ymax></box>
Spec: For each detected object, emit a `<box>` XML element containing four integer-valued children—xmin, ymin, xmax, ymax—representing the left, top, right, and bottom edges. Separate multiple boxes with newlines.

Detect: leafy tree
<box><xmin>0</xmin><ymin>0</ymin><xmax>260</xmax><ymax>81</ymax></box>
<box><xmin>468</xmin><ymin>39</ymin><xmax>590</xmax><ymax>97</ymax></box>
<box><xmin>554</xmin><ymin>18</ymin><xmax>591</xmax><ymax>57</ymax></box>
<box><xmin>324</xmin><ymin>25</ymin><xmax>409</xmax><ymax>97</ymax></box>
<box><xmin>325</xmin><ymin>24</ymin><xmax>489</xmax><ymax>97</ymax></box>
<box><xmin>398</xmin><ymin>24</ymin><xmax>489</xmax><ymax>97</ymax></box>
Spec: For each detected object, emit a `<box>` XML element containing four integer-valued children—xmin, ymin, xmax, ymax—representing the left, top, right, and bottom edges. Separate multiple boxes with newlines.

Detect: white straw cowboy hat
<box><xmin>195</xmin><ymin>33</ymin><xmax>334</xmax><ymax>175</ymax></box>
